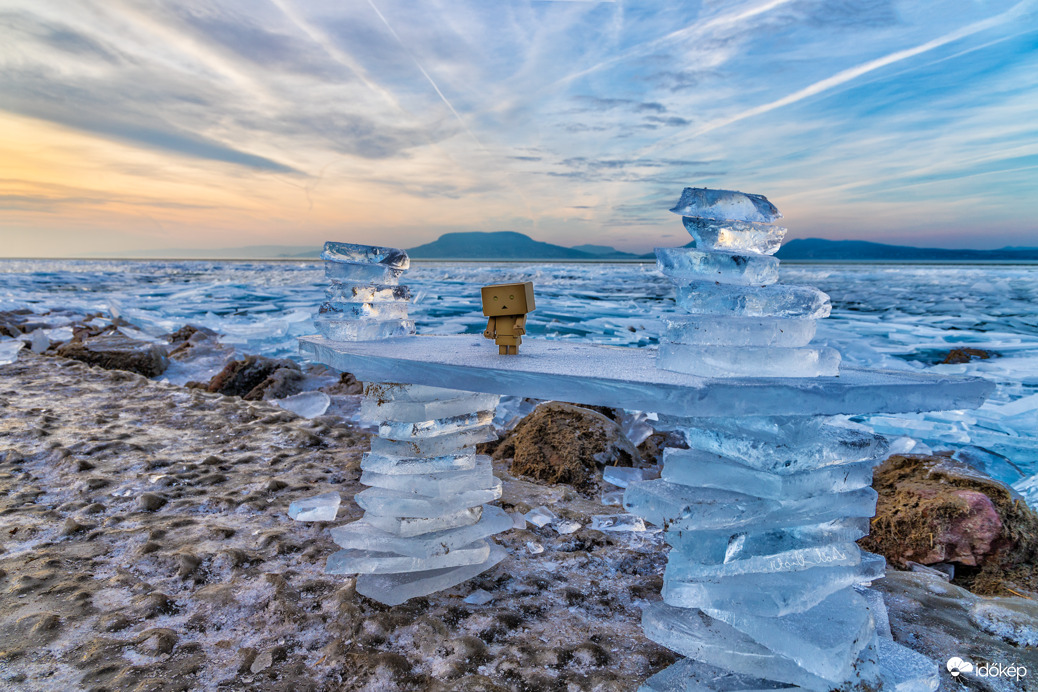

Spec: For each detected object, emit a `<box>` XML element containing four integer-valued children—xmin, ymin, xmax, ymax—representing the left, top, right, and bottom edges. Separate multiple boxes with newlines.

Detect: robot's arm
<box><xmin>513</xmin><ymin>314</ymin><xmax>526</xmax><ymax>336</ymax></box>
<box><xmin>483</xmin><ymin>317</ymin><xmax>496</xmax><ymax>339</ymax></box>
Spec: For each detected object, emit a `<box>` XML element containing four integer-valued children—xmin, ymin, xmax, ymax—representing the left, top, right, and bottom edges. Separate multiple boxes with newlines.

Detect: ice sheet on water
<box><xmin>275</xmin><ymin>391</ymin><xmax>331</xmax><ymax>418</ymax></box>
<box><xmin>1013</xmin><ymin>474</ymin><xmax>1038</xmax><ymax>510</ymax></box>
<box><xmin>661</xmin><ymin>449</ymin><xmax>874</xmax><ymax>500</ymax></box>
<box><xmin>656</xmin><ymin>248</ymin><xmax>780</xmax><ymax>286</ymax></box>
<box><xmin>326</xmin><ymin>539</ymin><xmax>491</xmax><ymax>575</ymax></box>
<box><xmin>322</xmin><ymin>241</ymin><xmax>409</xmax><ymax>269</ymax></box>
<box><xmin>665</xmin><ymin>316</ymin><xmax>816</xmax><ymax>348</ymax></box>
<box><xmin>288</xmin><ymin>491</ymin><xmax>341</xmax><ymax>521</ymax></box>
<box><xmin>658</xmin><ymin>343</ymin><xmax>841</xmax><ymax>378</ymax></box>
<box><xmin>669</xmin><ymin>188</ymin><xmax>783</xmax><ymax>224</ymax></box>
<box><xmin>330</xmin><ymin>505</ymin><xmax>511</xmax><ymax>558</ymax></box>
<box><xmin>682</xmin><ymin>217</ymin><xmax>788</xmax><ymax>256</ymax></box>
<box><xmin>675</xmin><ymin>282</ymin><xmax>831</xmax><ymax>319</ymax></box>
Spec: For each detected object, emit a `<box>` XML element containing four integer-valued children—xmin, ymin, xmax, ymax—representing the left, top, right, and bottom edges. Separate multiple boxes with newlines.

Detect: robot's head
<box><xmin>481</xmin><ymin>282</ymin><xmax>535</xmax><ymax>316</ymax></box>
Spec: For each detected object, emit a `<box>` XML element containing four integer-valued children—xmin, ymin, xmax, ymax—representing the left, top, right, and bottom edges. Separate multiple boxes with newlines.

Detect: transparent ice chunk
<box><xmin>356</xmin><ymin>478</ymin><xmax>502</xmax><ymax>518</ymax></box>
<box><xmin>325</xmin><ymin>282</ymin><xmax>411</xmax><ymax>303</ymax></box>
<box><xmin>326</xmin><ymin>538</ymin><xmax>491</xmax><ymax>574</ymax></box>
<box><xmin>591</xmin><ymin>514</ymin><xmax>647</xmax><ymax>532</ymax></box>
<box><xmin>656</xmin><ymin>248</ymin><xmax>779</xmax><ymax>286</ymax></box>
<box><xmin>658</xmin><ymin>343</ymin><xmax>841</xmax><ymax>379</ymax></box>
<box><xmin>555</xmin><ymin>519</ymin><xmax>581</xmax><ymax>534</ymax></box>
<box><xmin>661</xmin><ymin>449</ymin><xmax>875</xmax><ymax>499</ymax></box>
<box><xmin>603</xmin><ymin>466</ymin><xmax>649</xmax><ymax>488</ymax></box>
<box><xmin>319</xmin><ymin>301</ymin><xmax>410</xmax><ymax>320</ymax></box>
<box><xmin>288</xmin><ymin>491</ymin><xmax>341</xmax><ymax>521</ymax></box>
<box><xmin>355</xmin><ymin>544</ymin><xmax>507</xmax><ymax>606</ymax></box>
<box><xmin>0</xmin><ymin>340</ymin><xmax>23</xmax><ymax>365</ymax></box>
<box><xmin>322</xmin><ymin>241</ymin><xmax>409</xmax><ymax>269</ymax></box>
<box><xmin>315</xmin><ymin>316</ymin><xmax>415</xmax><ymax>341</ymax></box>
<box><xmin>664</xmin><ymin>316</ymin><xmax>816</xmax><ymax>348</ymax></box>
<box><xmin>669</xmin><ymin>188</ymin><xmax>783</xmax><ymax>224</ymax></box>
<box><xmin>623</xmin><ymin>480</ymin><xmax>878</xmax><ymax>532</ymax></box>
<box><xmin>876</xmin><ymin>639</ymin><xmax>939</xmax><ymax>692</ymax></box>
<box><xmin>663</xmin><ymin>417</ymin><xmax>888</xmax><ymax>473</ymax></box>
<box><xmin>360</xmin><ymin>457</ymin><xmax>495</xmax><ymax>497</ymax></box>
<box><xmin>275</xmin><ymin>391</ymin><xmax>331</xmax><ymax>419</ymax></box>
<box><xmin>364</xmin><ymin>382</ymin><xmax>477</xmax><ymax>402</ymax></box>
<box><xmin>377</xmin><ymin>410</ymin><xmax>495</xmax><ymax>440</ymax></box>
<box><xmin>666</xmin><ymin>542</ymin><xmax>862</xmax><ymax>580</ymax></box>
<box><xmin>640</xmin><ymin>657</ymin><xmax>803</xmax><ymax>691</ymax></box>
<box><xmin>360</xmin><ymin>451</ymin><xmax>479</xmax><ymax>476</ymax></box>
<box><xmin>30</xmin><ymin>329</ymin><xmax>49</xmax><ymax>353</ymax></box>
<box><xmin>665</xmin><ymin>518</ymin><xmax>871</xmax><ymax>563</ymax></box>
<box><xmin>370</xmin><ymin>424</ymin><xmax>497</xmax><ymax>456</ymax></box>
<box><xmin>366</xmin><ymin>505</ymin><xmax>483</xmax><ymax>537</ymax></box>
<box><xmin>330</xmin><ymin>506</ymin><xmax>511</xmax><ymax>558</ymax></box>
<box><xmin>464</xmin><ymin>589</ymin><xmax>495</xmax><ymax>605</ymax></box>
<box><xmin>361</xmin><ymin>392</ymin><xmax>500</xmax><ymax>424</ymax></box>
<box><xmin>525</xmin><ymin>506</ymin><xmax>557</xmax><ymax>527</ymax></box>
<box><xmin>682</xmin><ymin>217</ymin><xmax>788</xmax><ymax>255</ymax></box>
<box><xmin>675</xmin><ymin>282</ymin><xmax>831</xmax><ymax>319</ymax></box>
<box><xmin>601</xmin><ymin>490</ymin><xmax>625</xmax><ymax>506</ymax></box>
<box><xmin>324</xmin><ymin>261</ymin><xmax>404</xmax><ymax>284</ymax></box>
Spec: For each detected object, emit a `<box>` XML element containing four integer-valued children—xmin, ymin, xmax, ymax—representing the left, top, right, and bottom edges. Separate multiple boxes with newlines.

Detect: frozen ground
<box><xmin>2</xmin><ymin>259</ymin><xmax>1036</xmax><ymax>485</ymax></box>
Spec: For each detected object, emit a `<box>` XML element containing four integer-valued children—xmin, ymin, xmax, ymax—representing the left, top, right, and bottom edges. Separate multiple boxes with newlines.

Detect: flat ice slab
<box><xmin>299</xmin><ymin>335</ymin><xmax>991</xmax><ymax>418</ymax></box>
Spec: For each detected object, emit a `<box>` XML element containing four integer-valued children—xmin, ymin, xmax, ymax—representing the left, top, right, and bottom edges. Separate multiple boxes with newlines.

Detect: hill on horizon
<box><xmin>406</xmin><ymin>231</ymin><xmax>646</xmax><ymax>260</ymax></box>
<box><xmin>776</xmin><ymin>238</ymin><xmax>1038</xmax><ymax>261</ymax></box>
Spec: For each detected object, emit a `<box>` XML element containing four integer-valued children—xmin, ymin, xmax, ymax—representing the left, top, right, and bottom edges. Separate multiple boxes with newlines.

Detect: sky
<box><xmin>1</xmin><ymin>0</ymin><xmax>1037</xmax><ymax>257</ymax></box>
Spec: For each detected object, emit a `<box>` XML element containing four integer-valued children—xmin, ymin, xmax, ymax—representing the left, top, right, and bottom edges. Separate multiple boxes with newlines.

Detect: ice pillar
<box><xmin>627</xmin><ymin>189</ymin><xmax>937</xmax><ymax>690</ymax></box>
<box><xmin>315</xmin><ymin>242</ymin><xmax>509</xmax><ymax>605</ymax></box>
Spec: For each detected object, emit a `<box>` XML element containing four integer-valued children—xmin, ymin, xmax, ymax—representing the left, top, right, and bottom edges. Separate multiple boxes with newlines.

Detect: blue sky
<box><xmin>1</xmin><ymin>0</ymin><xmax>1036</xmax><ymax>256</ymax></box>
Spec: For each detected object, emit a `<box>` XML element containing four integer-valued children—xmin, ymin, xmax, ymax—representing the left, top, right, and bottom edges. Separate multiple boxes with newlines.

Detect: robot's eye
<box><xmin>493</xmin><ymin>296</ymin><xmax>498</xmax><ymax>301</ymax></box>
<box><xmin>509</xmin><ymin>294</ymin><xmax>515</xmax><ymax>300</ymax></box>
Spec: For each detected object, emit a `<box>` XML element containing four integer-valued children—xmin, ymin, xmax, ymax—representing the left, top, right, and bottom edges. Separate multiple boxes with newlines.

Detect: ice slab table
<box><xmin>299</xmin><ymin>335</ymin><xmax>992</xmax><ymax>417</ymax></box>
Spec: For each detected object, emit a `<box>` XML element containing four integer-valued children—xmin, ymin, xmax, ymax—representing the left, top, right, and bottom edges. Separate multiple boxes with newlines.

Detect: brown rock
<box><xmin>320</xmin><ymin>371</ymin><xmax>364</xmax><ymax>396</ymax></box>
<box><xmin>495</xmin><ymin>402</ymin><xmax>639</xmax><ymax>491</ymax></box>
<box><xmin>941</xmin><ymin>347</ymin><xmax>993</xmax><ymax>364</ymax></box>
<box><xmin>56</xmin><ymin>335</ymin><xmax>169</xmax><ymax>377</ymax></box>
<box><xmin>862</xmin><ymin>454</ymin><xmax>1038</xmax><ymax>594</ymax></box>
<box><xmin>202</xmin><ymin>355</ymin><xmax>303</xmax><ymax>400</ymax></box>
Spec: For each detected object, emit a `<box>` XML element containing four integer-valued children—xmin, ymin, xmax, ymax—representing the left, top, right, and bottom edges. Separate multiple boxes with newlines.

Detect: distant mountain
<box><xmin>776</xmin><ymin>238</ymin><xmax>1038</xmax><ymax>261</ymax></box>
<box><xmin>569</xmin><ymin>244</ymin><xmax>644</xmax><ymax>259</ymax></box>
<box><xmin>408</xmin><ymin>231</ymin><xmax>628</xmax><ymax>260</ymax></box>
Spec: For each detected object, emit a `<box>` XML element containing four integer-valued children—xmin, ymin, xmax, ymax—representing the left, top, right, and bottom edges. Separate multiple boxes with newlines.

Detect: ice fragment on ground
<box><xmin>0</xmin><ymin>340</ymin><xmax>23</xmax><ymax>364</ymax></box>
<box><xmin>639</xmin><ymin>657</ymin><xmax>803</xmax><ymax>691</ymax></box>
<box><xmin>330</xmin><ymin>506</ymin><xmax>511</xmax><ymax>559</ymax></box>
<box><xmin>876</xmin><ymin>639</ymin><xmax>938</xmax><ymax>692</ymax></box>
<box><xmin>526</xmin><ymin>541</ymin><xmax>544</xmax><ymax>554</ymax></box>
<box><xmin>967</xmin><ymin>599</ymin><xmax>1038</xmax><ymax>646</ymax></box>
<box><xmin>603</xmin><ymin>465</ymin><xmax>649</xmax><ymax>488</ymax></box>
<box><xmin>682</xmin><ymin>217</ymin><xmax>788</xmax><ymax>255</ymax></box>
<box><xmin>669</xmin><ymin>187</ymin><xmax>783</xmax><ymax>223</ymax></box>
<box><xmin>665</xmin><ymin>315</ymin><xmax>816</xmax><ymax>348</ymax></box>
<box><xmin>275</xmin><ymin>391</ymin><xmax>331</xmax><ymax>418</ymax></box>
<box><xmin>464</xmin><ymin>589</ymin><xmax>495</xmax><ymax>605</ymax></box>
<box><xmin>675</xmin><ymin>282</ymin><xmax>831</xmax><ymax>319</ymax></box>
<box><xmin>30</xmin><ymin>330</ymin><xmax>49</xmax><ymax>353</ymax></box>
<box><xmin>857</xmin><ymin>586</ymin><xmax>892</xmax><ymax>640</ymax></box>
<box><xmin>322</xmin><ymin>241</ymin><xmax>409</xmax><ymax>270</ymax></box>
<box><xmin>656</xmin><ymin>247</ymin><xmax>780</xmax><ymax>286</ymax></box>
<box><xmin>555</xmin><ymin>519</ymin><xmax>581</xmax><ymax>534</ymax></box>
<box><xmin>601</xmin><ymin>490</ymin><xmax>625</xmax><ymax>506</ymax></box>
<box><xmin>524</xmin><ymin>506</ymin><xmax>557</xmax><ymax>527</ymax></box>
<box><xmin>355</xmin><ymin>544</ymin><xmax>506</xmax><ymax>606</ymax></box>
<box><xmin>509</xmin><ymin>511</ymin><xmax>527</xmax><ymax>529</ymax></box>
<box><xmin>591</xmin><ymin>514</ymin><xmax>647</xmax><ymax>532</ymax></box>
<box><xmin>288</xmin><ymin>491</ymin><xmax>341</xmax><ymax>521</ymax></box>
<box><xmin>658</xmin><ymin>343</ymin><xmax>841</xmax><ymax>378</ymax></box>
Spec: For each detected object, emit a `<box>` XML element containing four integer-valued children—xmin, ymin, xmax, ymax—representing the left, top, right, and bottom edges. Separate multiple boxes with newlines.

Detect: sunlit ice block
<box><xmin>366</xmin><ymin>505</ymin><xmax>482</xmax><ymax>537</ymax></box>
<box><xmin>656</xmin><ymin>248</ymin><xmax>779</xmax><ymax>286</ymax></box>
<box><xmin>658</xmin><ymin>343</ymin><xmax>840</xmax><ymax>379</ymax></box>
<box><xmin>660</xmin><ymin>416</ymin><xmax>889</xmax><ymax>473</ymax></box>
<box><xmin>665</xmin><ymin>517</ymin><xmax>871</xmax><ymax>564</ymax></box>
<box><xmin>668</xmin><ymin>187</ymin><xmax>783</xmax><ymax>224</ymax></box>
<box><xmin>330</xmin><ymin>505</ymin><xmax>512</xmax><ymax>558</ymax></box>
<box><xmin>682</xmin><ymin>217</ymin><xmax>788</xmax><ymax>256</ymax></box>
<box><xmin>675</xmin><ymin>282</ymin><xmax>830</xmax><ymax>319</ymax></box>
<box><xmin>360</xmin><ymin>457</ymin><xmax>496</xmax><ymax>498</ymax></box>
<box><xmin>376</xmin><ymin>410</ymin><xmax>495</xmax><ymax>440</ymax></box>
<box><xmin>324</xmin><ymin>261</ymin><xmax>404</xmax><ymax>284</ymax></box>
<box><xmin>320</xmin><ymin>301</ymin><xmax>410</xmax><ymax>320</ymax></box>
<box><xmin>356</xmin><ymin>477</ymin><xmax>503</xmax><ymax>518</ymax></box>
<box><xmin>371</xmin><ymin>424</ymin><xmax>497</xmax><ymax>455</ymax></box>
<box><xmin>641</xmin><ymin>603</ymin><xmax>863</xmax><ymax>691</ymax></box>
<box><xmin>315</xmin><ymin>316</ymin><xmax>415</xmax><ymax>342</ymax></box>
<box><xmin>360</xmin><ymin>450</ymin><xmax>479</xmax><ymax>476</ymax></box>
<box><xmin>326</xmin><ymin>538</ymin><xmax>491</xmax><ymax>575</ymax></box>
<box><xmin>704</xmin><ymin>588</ymin><xmax>874</xmax><ymax>684</ymax></box>
<box><xmin>355</xmin><ymin>544</ymin><xmax>506</xmax><ymax>606</ymax></box>
<box><xmin>876</xmin><ymin>638</ymin><xmax>939</xmax><ymax>692</ymax></box>
<box><xmin>664</xmin><ymin>315</ymin><xmax>816</xmax><ymax>348</ymax></box>
<box><xmin>361</xmin><ymin>392</ymin><xmax>500</xmax><ymax>424</ymax></box>
<box><xmin>661</xmin><ymin>448</ymin><xmax>875</xmax><ymax>499</ymax></box>
<box><xmin>639</xmin><ymin>657</ymin><xmax>807</xmax><ymax>691</ymax></box>
<box><xmin>666</xmin><ymin>542</ymin><xmax>862</xmax><ymax>580</ymax></box>
<box><xmin>662</xmin><ymin>552</ymin><xmax>886</xmax><ymax>618</ymax></box>
<box><xmin>624</xmin><ymin>480</ymin><xmax>878</xmax><ymax>532</ymax></box>
<box><xmin>325</xmin><ymin>282</ymin><xmax>411</xmax><ymax>303</ymax></box>
<box><xmin>322</xmin><ymin>241</ymin><xmax>410</xmax><ymax>270</ymax></box>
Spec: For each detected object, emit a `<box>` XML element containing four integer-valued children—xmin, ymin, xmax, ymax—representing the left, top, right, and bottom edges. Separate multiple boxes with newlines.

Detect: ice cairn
<box><xmin>627</xmin><ymin>189</ymin><xmax>936</xmax><ymax>691</ymax></box>
<box><xmin>317</xmin><ymin>242</ymin><xmax>510</xmax><ymax>605</ymax></box>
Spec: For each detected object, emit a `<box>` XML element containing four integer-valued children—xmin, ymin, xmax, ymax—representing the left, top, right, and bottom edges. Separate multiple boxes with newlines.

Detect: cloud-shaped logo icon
<box><xmin>947</xmin><ymin>657</ymin><xmax>974</xmax><ymax>677</ymax></box>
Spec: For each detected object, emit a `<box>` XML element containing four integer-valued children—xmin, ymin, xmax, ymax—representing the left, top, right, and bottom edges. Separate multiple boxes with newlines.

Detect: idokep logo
<box><xmin>947</xmin><ymin>656</ymin><xmax>1028</xmax><ymax>682</ymax></box>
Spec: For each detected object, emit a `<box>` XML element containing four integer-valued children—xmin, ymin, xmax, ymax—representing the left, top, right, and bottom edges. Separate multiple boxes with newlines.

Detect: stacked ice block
<box><xmin>327</xmin><ymin>382</ymin><xmax>509</xmax><ymax>605</ymax></box>
<box><xmin>656</xmin><ymin>188</ymin><xmax>840</xmax><ymax>378</ymax></box>
<box><xmin>627</xmin><ymin>189</ymin><xmax>938</xmax><ymax>691</ymax></box>
<box><xmin>315</xmin><ymin>241</ymin><xmax>416</xmax><ymax>342</ymax></box>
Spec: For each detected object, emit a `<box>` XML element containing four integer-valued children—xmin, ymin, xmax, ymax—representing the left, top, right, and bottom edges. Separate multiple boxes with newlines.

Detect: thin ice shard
<box><xmin>675</xmin><ymin>282</ymin><xmax>831</xmax><ymax>319</ymax></box>
<box><xmin>288</xmin><ymin>491</ymin><xmax>341</xmax><ymax>521</ymax></box>
<box><xmin>319</xmin><ymin>301</ymin><xmax>410</xmax><ymax>320</ymax></box>
<box><xmin>314</xmin><ymin>316</ymin><xmax>415</xmax><ymax>341</ymax></box>
<box><xmin>682</xmin><ymin>217</ymin><xmax>788</xmax><ymax>255</ymax></box>
<box><xmin>656</xmin><ymin>248</ymin><xmax>780</xmax><ymax>286</ymax></box>
<box><xmin>326</xmin><ymin>539</ymin><xmax>491</xmax><ymax>574</ymax></box>
<box><xmin>669</xmin><ymin>188</ymin><xmax>783</xmax><ymax>224</ymax></box>
<box><xmin>664</xmin><ymin>316</ymin><xmax>816</xmax><ymax>348</ymax></box>
<box><xmin>325</xmin><ymin>282</ymin><xmax>411</xmax><ymax>303</ymax></box>
<box><xmin>322</xmin><ymin>241</ymin><xmax>410</xmax><ymax>269</ymax></box>
<box><xmin>330</xmin><ymin>506</ymin><xmax>512</xmax><ymax>558</ymax></box>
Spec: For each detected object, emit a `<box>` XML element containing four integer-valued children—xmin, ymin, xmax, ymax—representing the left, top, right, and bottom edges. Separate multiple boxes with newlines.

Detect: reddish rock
<box><xmin>198</xmin><ymin>355</ymin><xmax>302</xmax><ymax>400</ymax></box>
<box><xmin>56</xmin><ymin>335</ymin><xmax>169</xmax><ymax>377</ymax></box>
<box><xmin>941</xmin><ymin>347</ymin><xmax>993</xmax><ymax>364</ymax></box>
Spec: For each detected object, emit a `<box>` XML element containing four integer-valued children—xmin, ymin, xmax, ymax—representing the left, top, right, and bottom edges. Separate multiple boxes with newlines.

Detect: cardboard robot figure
<box><xmin>481</xmin><ymin>282</ymin><xmax>535</xmax><ymax>355</ymax></box>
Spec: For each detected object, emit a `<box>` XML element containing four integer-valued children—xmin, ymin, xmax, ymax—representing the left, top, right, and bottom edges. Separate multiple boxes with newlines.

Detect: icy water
<box><xmin>2</xmin><ymin>259</ymin><xmax>1037</xmax><ymax>484</ymax></box>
